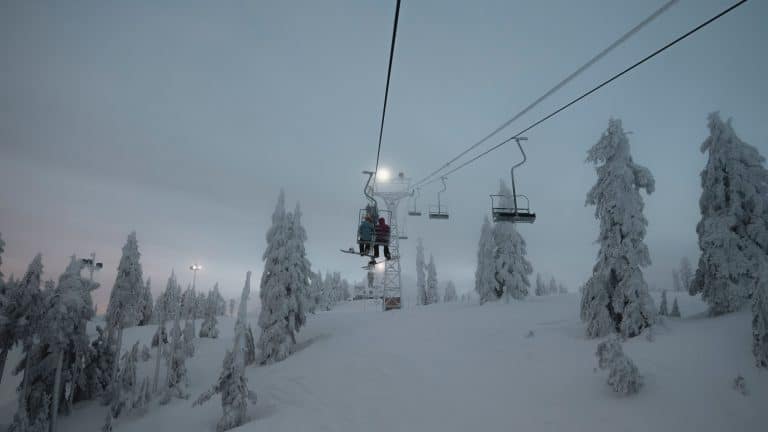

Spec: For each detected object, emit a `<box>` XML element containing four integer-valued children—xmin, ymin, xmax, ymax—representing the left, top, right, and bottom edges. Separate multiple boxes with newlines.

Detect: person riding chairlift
<box><xmin>358</xmin><ymin>215</ymin><xmax>374</xmax><ymax>256</ymax></box>
<box><xmin>374</xmin><ymin>217</ymin><xmax>391</xmax><ymax>260</ymax></box>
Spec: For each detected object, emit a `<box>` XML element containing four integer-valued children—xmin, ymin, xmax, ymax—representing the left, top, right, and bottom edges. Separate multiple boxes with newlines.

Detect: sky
<box><xmin>0</xmin><ymin>0</ymin><xmax>766</xmax><ymax>307</ymax></box>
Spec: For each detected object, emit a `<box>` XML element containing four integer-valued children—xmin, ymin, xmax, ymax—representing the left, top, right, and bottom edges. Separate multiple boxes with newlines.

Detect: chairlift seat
<box><xmin>492</xmin><ymin>209</ymin><xmax>536</xmax><ymax>223</ymax></box>
<box><xmin>429</xmin><ymin>212</ymin><xmax>449</xmax><ymax>220</ymax></box>
<box><xmin>407</xmin><ymin>211</ymin><xmax>422</xmax><ymax>216</ymax></box>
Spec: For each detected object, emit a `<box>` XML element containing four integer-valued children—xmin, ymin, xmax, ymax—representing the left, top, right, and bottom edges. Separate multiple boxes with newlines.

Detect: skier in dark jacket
<box><xmin>374</xmin><ymin>217</ymin><xmax>392</xmax><ymax>260</ymax></box>
<box><xmin>358</xmin><ymin>215</ymin><xmax>374</xmax><ymax>256</ymax></box>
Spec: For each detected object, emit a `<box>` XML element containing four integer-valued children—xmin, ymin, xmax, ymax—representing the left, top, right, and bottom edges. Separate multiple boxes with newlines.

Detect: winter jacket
<box><xmin>375</xmin><ymin>219</ymin><xmax>391</xmax><ymax>244</ymax></box>
<box><xmin>358</xmin><ymin>220</ymin><xmax>374</xmax><ymax>242</ymax></box>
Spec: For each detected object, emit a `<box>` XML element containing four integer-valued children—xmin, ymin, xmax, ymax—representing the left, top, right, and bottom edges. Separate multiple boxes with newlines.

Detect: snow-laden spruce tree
<box><xmin>183</xmin><ymin>318</ymin><xmax>195</xmax><ymax>358</ymax></box>
<box><xmin>658</xmin><ymin>290</ymin><xmax>668</xmax><ymax>317</ymax></box>
<box><xmin>534</xmin><ymin>273</ymin><xmax>545</xmax><ymax>296</ymax></box>
<box><xmin>7</xmin><ymin>254</ymin><xmax>52</xmax><ymax>432</ymax></box>
<box><xmin>287</xmin><ymin>202</ymin><xmax>311</xmax><ymax>322</ymax></box>
<box><xmin>45</xmin><ymin>256</ymin><xmax>95</xmax><ymax>432</ymax></box>
<box><xmin>82</xmin><ymin>325</ymin><xmax>115</xmax><ymax>401</ymax></box>
<box><xmin>107</xmin><ymin>341</ymin><xmax>139</xmax><ymax>420</ymax></box>
<box><xmin>752</xmin><ymin>264</ymin><xmax>768</xmax><ymax>367</ymax></box>
<box><xmin>153</xmin><ymin>272</ymin><xmax>179</xmax><ymax>393</ymax></box>
<box><xmin>691</xmin><ymin>113</ymin><xmax>768</xmax><ymax>315</ymax></box>
<box><xmin>596</xmin><ymin>335</ymin><xmax>642</xmax><ymax>395</ymax></box>
<box><xmin>474</xmin><ymin>216</ymin><xmax>496</xmax><ymax>303</ymax></box>
<box><xmin>244</xmin><ymin>324</ymin><xmax>257</xmax><ymax>366</ymax></box>
<box><xmin>160</xmin><ymin>304</ymin><xmax>189</xmax><ymax>404</ymax></box>
<box><xmin>679</xmin><ymin>257</ymin><xmax>693</xmax><ymax>293</ymax></box>
<box><xmin>138</xmin><ymin>278</ymin><xmax>153</xmax><ymax>326</ymax></box>
<box><xmin>307</xmin><ymin>272</ymin><xmax>323</xmax><ymax>313</ymax></box>
<box><xmin>548</xmin><ymin>277</ymin><xmax>557</xmax><ymax>295</ymax></box>
<box><xmin>425</xmin><ymin>255</ymin><xmax>439</xmax><ymax>305</ymax></box>
<box><xmin>181</xmin><ymin>284</ymin><xmax>197</xmax><ymax>338</ymax></box>
<box><xmin>670</xmin><ymin>298</ymin><xmax>681</xmax><ymax>318</ymax></box>
<box><xmin>257</xmin><ymin>191</ymin><xmax>305</xmax><ymax>364</ymax></box>
<box><xmin>213</xmin><ymin>284</ymin><xmax>227</xmax><ymax>316</ymax></box>
<box><xmin>1</xmin><ymin>253</ymin><xmax>44</xmax><ymax>386</ymax></box>
<box><xmin>443</xmin><ymin>281</ymin><xmax>458</xmax><ymax>303</ymax></box>
<box><xmin>194</xmin><ymin>272</ymin><xmax>257</xmax><ymax>432</ymax></box>
<box><xmin>581</xmin><ymin>119</ymin><xmax>656</xmax><ymax>338</ymax></box>
<box><xmin>492</xmin><ymin>180</ymin><xmax>532</xmax><ymax>301</ymax></box>
<box><xmin>106</xmin><ymin>232</ymin><xmax>146</xmax><ymax>393</ymax></box>
<box><xmin>199</xmin><ymin>290</ymin><xmax>220</xmax><ymax>338</ymax></box>
<box><xmin>229</xmin><ymin>299</ymin><xmax>235</xmax><ymax>316</ymax></box>
<box><xmin>416</xmin><ymin>238</ymin><xmax>427</xmax><ymax>305</ymax></box>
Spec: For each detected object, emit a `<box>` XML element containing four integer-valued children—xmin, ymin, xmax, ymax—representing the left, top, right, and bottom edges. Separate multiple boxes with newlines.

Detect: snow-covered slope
<box><xmin>2</xmin><ymin>292</ymin><xmax>766</xmax><ymax>432</ymax></box>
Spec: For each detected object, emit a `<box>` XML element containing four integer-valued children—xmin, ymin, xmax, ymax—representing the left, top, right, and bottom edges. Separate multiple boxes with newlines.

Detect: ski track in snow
<box><xmin>1</xmin><ymin>292</ymin><xmax>766</xmax><ymax>432</ymax></box>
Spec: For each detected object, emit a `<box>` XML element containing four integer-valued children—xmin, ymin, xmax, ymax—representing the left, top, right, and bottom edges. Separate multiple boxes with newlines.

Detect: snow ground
<box><xmin>1</xmin><ymin>292</ymin><xmax>766</xmax><ymax>432</ymax></box>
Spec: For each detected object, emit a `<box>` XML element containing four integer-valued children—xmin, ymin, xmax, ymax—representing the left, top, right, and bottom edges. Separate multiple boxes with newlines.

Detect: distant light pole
<box><xmin>189</xmin><ymin>264</ymin><xmax>202</xmax><ymax>290</ymax></box>
<box><xmin>189</xmin><ymin>263</ymin><xmax>202</xmax><ymax>336</ymax></box>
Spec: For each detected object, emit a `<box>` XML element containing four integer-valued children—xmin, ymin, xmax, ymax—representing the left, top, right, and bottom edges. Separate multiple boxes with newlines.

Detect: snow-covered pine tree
<box><xmin>108</xmin><ymin>341</ymin><xmax>139</xmax><ymax>420</ymax></box>
<box><xmin>213</xmin><ymin>284</ymin><xmax>227</xmax><ymax>316</ymax></box>
<box><xmin>658</xmin><ymin>290</ymin><xmax>668</xmax><ymax>316</ymax></box>
<box><xmin>160</xmin><ymin>303</ymin><xmax>189</xmax><ymax>404</ymax></box>
<box><xmin>679</xmin><ymin>257</ymin><xmax>693</xmax><ymax>293</ymax></box>
<box><xmin>691</xmin><ymin>113</ymin><xmax>768</xmax><ymax>315</ymax></box>
<box><xmin>181</xmin><ymin>285</ymin><xmax>196</xmax><ymax>337</ymax></box>
<box><xmin>229</xmin><ymin>299</ymin><xmax>235</xmax><ymax>317</ymax></box>
<box><xmin>194</xmin><ymin>271</ymin><xmax>257</xmax><ymax>432</ymax></box>
<box><xmin>535</xmin><ymin>273</ymin><xmax>545</xmax><ymax>296</ymax></box>
<box><xmin>596</xmin><ymin>335</ymin><xmax>642</xmax><ymax>395</ymax></box>
<box><xmin>138</xmin><ymin>278</ymin><xmax>153</xmax><ymax>326</ymax></box>
<box><xmin>153</xmin><ymin>272</ymin><xmax>178</xmax><ymax>393</ymax></box>
<box><xmin>443</xmin><ymin>281</ymin><xmax>458</xmax><ymax>303</ymax></box>
<box><xmin>581</xmin><ymin>119</ymin><xmax>656</xmax><ymax>338</ymax></box>
<box><xmin>425</xmin><ymin>255</ymin><xmax>439</xmax><ymax>305</ymax></box>
<box><xmin>416</xmin><ymin>238</ymin><xmax>427</xmax><ymax>305</ymax></box>
<box><xmin>558</xmin><ymin>283</ymin><xmax>568</xmax><ymax>294</ymax></box>
<box><xmin>474</xmin><ymin>217</ymin><xmax>496</xmax><ymax>304</ymax></box>
<box><xmin>752</xmin><ymin>264</ymin><xmax>768</xmax><ymax>368</ymax></box>
<box><xmin>183</xmin><ymin>319</ymin><xmax>195</xmax><ymax>358</ymax></box>
<box><xmin>308</xmin><ymin>272</ymin><xmax>323</xmax><ymax>314</ymax></box>
<box><xmin>200</xmin><ymin>290</ymin><xmax>220</xmax><ymax>338</ymax></box>
<box><xmin>195</xmin><ymin>290</ymin><xmax>207</xmax><ymax>326</ymax></box>
<box><xmin>106</xmin><ymin>232</ymin><xmax>145</xmax><ymax>399</ymax></box>
<box><xmin>82</xmin><ymin>326</ymin><xmax>115</xmax><ymax>401</ymax></box>
<box><xmin>670</xmin><ymin>297</ymin><xmax>681</xmax><ymax>318</ymax></box>
<box><xmin>1</xmin><ymin>253</ymin><xmax>44</xmax><ymax>386</ymax></box>
<box><xmin>244</xmin><ymin>325</ymin><xmax>256</xmax><ymax>367</ymax></box>
<box><xmin>548</xmin><ymin>277</ymin><xmax>557</xmax><ymax>296</ymax></box>
<box><xmin>492</xmin><ymin>180</ymin><xmax>532</xmax><ymax>302</ymax></box>
<box><xmin>107</xmin><ymin>232</ymin><xmax>145</xmax><ymax>330</ymax></box>
<box><xmin>257</xmin><ymin>191</ymin><xmax>305</xmax><ymax>364</ymax></box>
<box><xmin>287</xmin><ymin>202</ymin><xmax>311</xmax><ymax>327</ymax></box>
<box><xmin>46</xmin><ymin>256</ymin><xmax>95</xmax><ymax>432</ymax></box>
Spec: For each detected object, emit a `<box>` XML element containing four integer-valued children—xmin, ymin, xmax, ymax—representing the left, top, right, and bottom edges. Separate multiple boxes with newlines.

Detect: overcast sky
<box><xmin>1</xmin><ymin>0</ymin><xmax>766</xmax><ymax>307</ymax></box>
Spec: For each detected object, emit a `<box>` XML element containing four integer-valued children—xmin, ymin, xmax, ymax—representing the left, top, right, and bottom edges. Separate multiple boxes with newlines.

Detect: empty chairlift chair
<box><xmin>428</xmin><ymin>177</ymin><xmax>450</xmax><ymax>220</ymax></box>
<box><xmin>490</xmin><ymin>137</ymin><xmax>536</xmax><ymax>224</ymax></box>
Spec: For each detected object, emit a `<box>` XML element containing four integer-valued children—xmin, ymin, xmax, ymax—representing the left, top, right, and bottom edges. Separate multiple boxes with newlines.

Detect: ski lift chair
<box><xmin>491</xmin><ymin>137</ymin><xmax>536</xmax><ymax>224</ymax></box>
<box><xmin>428</xmin><ymin>177</ymin><xmax>450</xmax><ymax>220</ymax></box>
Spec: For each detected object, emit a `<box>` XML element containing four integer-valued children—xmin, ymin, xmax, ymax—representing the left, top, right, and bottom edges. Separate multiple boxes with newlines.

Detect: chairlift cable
<box><xmin>417</xmin><ymin>0</ymin><xmax>748</xmax><ymax>189</ymax></box>
<box><xmin>372</xmin><ymin>0</ymin><xmax>403</xmax><ymax>189</ymax></box>
<box><xmin>411</xmin><ymin>0</ymin><xmax>680</xmax><ymax>190</ymax></box>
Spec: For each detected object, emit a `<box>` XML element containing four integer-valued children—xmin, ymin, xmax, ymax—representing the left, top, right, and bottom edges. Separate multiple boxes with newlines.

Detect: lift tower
<box><xmin>372</xmin><ymin>172</ymin><xmax>411</xmax><ymax>311</ymax></box>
